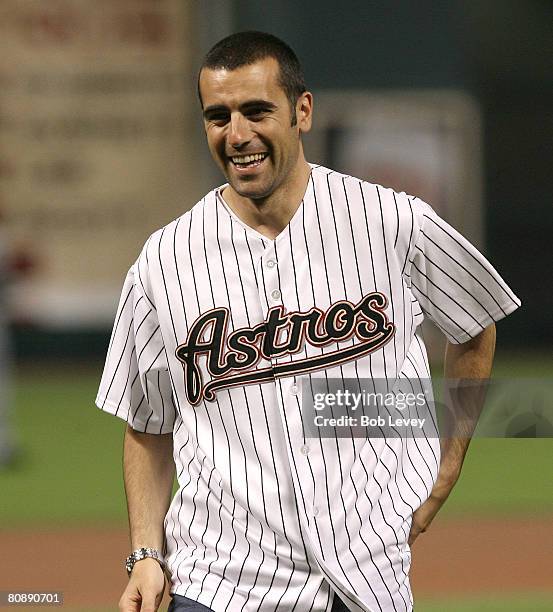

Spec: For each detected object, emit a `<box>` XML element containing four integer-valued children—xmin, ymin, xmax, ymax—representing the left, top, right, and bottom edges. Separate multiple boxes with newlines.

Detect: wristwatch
<box><xmin>125</xmin><ymin>547</ymin><xmax>165</xmax><ymax>576</ymax></box>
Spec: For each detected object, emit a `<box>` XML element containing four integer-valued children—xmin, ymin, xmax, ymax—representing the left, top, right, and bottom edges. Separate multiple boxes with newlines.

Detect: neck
<box><xmin>222</xmin><ymin>154</ymin><xmax>311</xmax><ymax>240</ymax></box>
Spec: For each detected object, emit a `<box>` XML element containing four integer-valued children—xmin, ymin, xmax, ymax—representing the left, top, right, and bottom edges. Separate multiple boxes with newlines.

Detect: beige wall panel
<box><xmin>0</xmin><ymin>0</ymin><xmax>206</xmax><ymax>326</ymax></box>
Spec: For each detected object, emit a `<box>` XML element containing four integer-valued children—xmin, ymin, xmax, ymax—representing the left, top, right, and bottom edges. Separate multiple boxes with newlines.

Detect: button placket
<box><xmin>261</xmin><ymin>246</ymin><xmax>281</xmax><ymax>305</ymax></box>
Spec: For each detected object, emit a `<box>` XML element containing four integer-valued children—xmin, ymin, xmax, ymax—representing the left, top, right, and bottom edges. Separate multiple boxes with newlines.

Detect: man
<box><xmin>96</xmin><ymin>31</ymin><xmax>520</xmax><ymax>612</ymax></box>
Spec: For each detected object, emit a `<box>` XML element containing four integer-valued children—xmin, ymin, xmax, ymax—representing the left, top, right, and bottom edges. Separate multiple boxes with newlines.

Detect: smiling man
<box><xmin>199</xmin><ymin>45</ymin><xmax>313</xmax><ymax>240</ymax></box>
<box><xmin>96</xmin><ymin>32</ymin><xmax>520</xmax><ymax>612</ymax></box>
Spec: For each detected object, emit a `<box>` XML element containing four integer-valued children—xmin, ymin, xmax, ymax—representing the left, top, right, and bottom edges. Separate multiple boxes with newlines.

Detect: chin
<box><xmin>235</xmin><ymin>188</ymin><xmax>268</xmax><ymax>201</ymax></box>
<box><xmin>232</xmin><ymin>178</ymin><xmax>273</xmax><ymax>201</ymax></box>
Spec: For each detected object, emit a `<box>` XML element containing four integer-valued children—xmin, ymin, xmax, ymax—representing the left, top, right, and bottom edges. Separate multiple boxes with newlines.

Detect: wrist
<box><xmin>125</xmin><ymin>547</ymin><xmax>165</xmax><ymax>577</ymax></box>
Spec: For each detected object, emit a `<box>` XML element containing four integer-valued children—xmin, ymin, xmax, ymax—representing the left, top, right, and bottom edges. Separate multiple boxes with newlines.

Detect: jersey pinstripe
<box><xmin>96</xmin><ymin>164</ymin><xmax>520</xmax><ymax>612</ymax></box>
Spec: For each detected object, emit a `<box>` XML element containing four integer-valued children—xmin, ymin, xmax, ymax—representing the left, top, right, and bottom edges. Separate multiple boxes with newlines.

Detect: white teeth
<box><xmin>231</xmin><ymin>153</ymin><xmax>266</xmax><ymax>164</ymax></box>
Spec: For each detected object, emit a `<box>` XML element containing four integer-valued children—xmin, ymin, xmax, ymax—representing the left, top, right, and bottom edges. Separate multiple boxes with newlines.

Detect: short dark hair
<box><xmin>199</xmin><ymin>31</ymin><xmax>306</xmax><ymax>125</ymax></box>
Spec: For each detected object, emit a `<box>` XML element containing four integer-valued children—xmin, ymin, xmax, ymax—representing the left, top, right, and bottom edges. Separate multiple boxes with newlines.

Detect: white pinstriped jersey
<box><xmin>96</xmin><ymin>164</ymin><xmax>520</xmax><ymax>612</ymax></box>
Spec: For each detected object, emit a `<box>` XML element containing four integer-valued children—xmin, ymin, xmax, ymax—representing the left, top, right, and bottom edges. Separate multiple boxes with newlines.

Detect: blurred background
<box><xmin>0</xmin><ymin>1</ymin><xmax>551</xmax><ymax>610</ymax></box>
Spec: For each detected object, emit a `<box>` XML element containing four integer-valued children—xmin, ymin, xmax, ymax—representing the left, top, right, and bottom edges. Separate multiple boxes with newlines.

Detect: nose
<box><xmin>227</xmin><ymin>113</ymin><xmax>251</xmax><ymax>150</ymax></box>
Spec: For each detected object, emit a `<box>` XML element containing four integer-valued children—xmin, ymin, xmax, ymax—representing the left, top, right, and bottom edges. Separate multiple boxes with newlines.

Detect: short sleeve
<box><xmin>95</xmin><ymin>264</ymin><xmax>176</xmax><ymax>433</ymax></box>
<box><xmin>406</xmin><ymin>200</ymin><xmax>521</xmax><ymax>344</ymax></box>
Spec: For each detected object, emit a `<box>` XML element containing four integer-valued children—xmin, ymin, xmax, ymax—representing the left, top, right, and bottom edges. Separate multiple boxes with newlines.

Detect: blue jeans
<box><xmin>168</xmin><ymin>591</ymin><xmax>351</xmax><ymax>611</ymax></box>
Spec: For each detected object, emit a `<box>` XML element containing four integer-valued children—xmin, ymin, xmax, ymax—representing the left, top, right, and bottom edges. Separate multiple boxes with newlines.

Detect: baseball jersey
<box><xmin>96</xmin><ymin>164</ymin><xmax>520</xmax><ymax>612</ymax></box>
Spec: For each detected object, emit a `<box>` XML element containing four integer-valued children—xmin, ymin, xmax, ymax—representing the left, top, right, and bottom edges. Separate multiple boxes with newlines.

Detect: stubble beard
<box><xmin>226</xmin><ymin>157</ymin><xmax>278</xmax><ymax>202</ymax></box>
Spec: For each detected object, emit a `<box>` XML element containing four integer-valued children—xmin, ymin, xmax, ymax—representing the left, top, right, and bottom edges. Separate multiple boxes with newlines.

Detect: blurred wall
<box><xmin>464</xmin><ymin>1</ymin><xmax>553</xmax><ymax>347</ymax></box>
<box><xmin>1</xmin><ymin>1</ymin><xmax>208</xmax><ymax>331</ymax></box>
<box><xmin>6</xmin><ymin>1</ymin><xmax>551</xmax><ymax>356</ymax></box>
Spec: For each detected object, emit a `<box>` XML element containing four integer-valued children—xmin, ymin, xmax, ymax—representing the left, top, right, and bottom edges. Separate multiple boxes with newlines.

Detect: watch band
<box><xmin>125</xmin><ymin>547</ymin><xmax>165</xmax><ymax>576</ymax></box>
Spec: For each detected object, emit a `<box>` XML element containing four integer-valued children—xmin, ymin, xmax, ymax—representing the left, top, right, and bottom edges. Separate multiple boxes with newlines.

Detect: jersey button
<box><xmin>290</xmin><ymin>384</ymin><xmax>299</xmax><ymax>395</ymax></box>
<box><xmin>300</xmin><ymin>444</ymin><xmax>310</xmax><ymax>455</ymax></box>
<box><xmin>266</xmin><ymin>259</ymin><xmax>276</xmax><ymax>269</ymax></box>
<box><xmin>313</xmin><ymin>506</ymin><xmax>319</xmax><ymax>517</ymax></box>
<box><xmin>270</xmin><ymin>289</ymin><xmax>281</xmax><ymax>301</ymax></box>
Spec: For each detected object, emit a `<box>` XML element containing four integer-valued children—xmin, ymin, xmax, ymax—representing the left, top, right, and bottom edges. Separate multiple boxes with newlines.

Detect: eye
<box><xmin>206</xmin><ymin>112</ymin><xmax>230</xmax><ymax>126</ymax></box>
<box><xmin>245</xmin><ymin>107</ymin><xmax>270</xmax><ymax>120</ymax></box>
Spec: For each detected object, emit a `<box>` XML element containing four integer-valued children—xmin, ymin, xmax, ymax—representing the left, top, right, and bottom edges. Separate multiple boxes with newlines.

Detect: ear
<box><xmin>296</xmin><ymin>91</ymin><xmax>313</xmax><ymax>133</ymax></box>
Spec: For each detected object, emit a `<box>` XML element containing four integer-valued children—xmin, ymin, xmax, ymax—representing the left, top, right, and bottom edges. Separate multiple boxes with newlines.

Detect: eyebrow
<box><xmin>203</xmin><ymin>99</ymin><xmax>277</xmax><ymax>118</ymax></box>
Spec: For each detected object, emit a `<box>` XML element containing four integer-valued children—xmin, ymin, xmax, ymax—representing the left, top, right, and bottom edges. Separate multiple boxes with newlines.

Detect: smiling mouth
<box><xmin>230</xmin><ymin>152</ymin><xmax>268</xmax><ymax>169</ymax></box>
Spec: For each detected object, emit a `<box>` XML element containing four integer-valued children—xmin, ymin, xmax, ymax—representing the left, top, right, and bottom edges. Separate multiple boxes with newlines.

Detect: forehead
<box><xmin>199</xmin><ymin>57</ymin><xmax>285</xmax><ymax>108</ymax></box>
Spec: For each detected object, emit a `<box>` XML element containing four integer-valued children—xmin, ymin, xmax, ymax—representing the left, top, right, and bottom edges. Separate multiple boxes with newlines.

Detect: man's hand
<box><xmin>408</xmin><ymin>470</ymin><xmax>459</xmax><ymax>545</ymax></box>
<box><xmin>409</xmin><ymin>324</ymin><xmax>496</xmax><ymax>546</ymax></box>
<box><xmin>119</xmin><ymin>558</ymin><xmax>166</xmax><ymax>612</ymax></box>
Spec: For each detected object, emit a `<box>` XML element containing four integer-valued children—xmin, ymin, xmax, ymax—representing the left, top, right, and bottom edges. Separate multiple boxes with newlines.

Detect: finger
<box><xmin>408</xmin><ymin>512</ymin><xmax>426</xmax><ymax>545</ymax></box>
<box><xmin>139</xmin><ymin>590</ymin><xmax>161</xmax><ymax>612</ymax></box>
<box><xmin>139</xmin><ymin>600</ymin><xmax>155</xmax><ymax>612</ymax></box>
<box><xmin>119</xmin><ymin>593</ymin><xmax>140</xmax><ymax>612</ymax></box>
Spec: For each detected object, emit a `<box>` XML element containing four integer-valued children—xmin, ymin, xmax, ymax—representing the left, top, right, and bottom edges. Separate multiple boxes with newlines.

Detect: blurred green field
<box><xmin>417</xmin><ymin>593</ymin><xmax>553</xmax><ymax>611</ymax></box>
<box><xmin>1</xmin><ymin>364</ymin><xmax>128</xmax><ymax>527</ymax></box>
<box><xmin>1</xmin><ymin>352</ymin><xmax>552</xmax><ymax>611</ymax></box>
<box><xmin>1</xmin><ymin>351</ymin><xmax>552</xmax><ymax>526</ymax></box>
